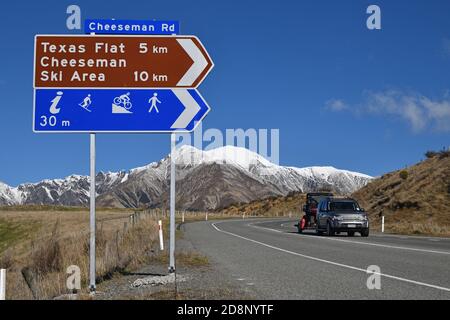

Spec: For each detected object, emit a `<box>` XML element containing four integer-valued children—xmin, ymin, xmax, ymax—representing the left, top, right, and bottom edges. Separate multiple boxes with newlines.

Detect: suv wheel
<box><xmin>361</xmin><ymin>229</ymin><xmax>369</xmax><ymax>237</ymax></box>
<box><xmin>326</xmin><ymin>222</ymin><xmax>334</xmax><ymax>236</ymax></box>
<box><xmin>348</xmin><ymin>231</ymin><xmax>355</xmax><ymax>237</ymax></box>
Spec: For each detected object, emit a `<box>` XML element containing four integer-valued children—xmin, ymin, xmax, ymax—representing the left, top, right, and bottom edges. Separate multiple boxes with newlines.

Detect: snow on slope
<box><xmin>173</xmin><ymin>145</ymin><xmax>371</xmax><ymax>195</ymax></box>
<box><xmin>0</xmin><ymin>181</ymin><xmax>22</xmax><ymax>205</ymax></box>
<box><xmin>0</xmin><ymin>145</ymin><xmax>373</xmax><ymax>207</ymax></box>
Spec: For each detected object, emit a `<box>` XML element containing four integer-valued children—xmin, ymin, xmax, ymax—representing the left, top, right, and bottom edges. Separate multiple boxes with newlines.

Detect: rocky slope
<box><xmin>1</xmin><ymin>145</ymin><xmax>372</xmax><ymax>210</ymax></box>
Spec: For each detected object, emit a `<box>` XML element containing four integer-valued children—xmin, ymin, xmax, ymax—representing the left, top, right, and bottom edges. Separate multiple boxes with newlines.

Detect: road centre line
<box><xmin>211</xmin><ymin>221</ymin><xmax>450</xmax><ymax>293</ymax></box>
<box><xmin>248</xmin><ymin>220</ymin><xmax>450</xmax><ymax>256</ymax></box>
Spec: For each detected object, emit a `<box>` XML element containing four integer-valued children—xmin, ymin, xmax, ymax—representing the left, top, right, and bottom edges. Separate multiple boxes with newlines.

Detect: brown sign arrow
<box><xmin>34</xmin><ymin>35</ymin><xmax>213</xmax><ymax>88</ymax></box>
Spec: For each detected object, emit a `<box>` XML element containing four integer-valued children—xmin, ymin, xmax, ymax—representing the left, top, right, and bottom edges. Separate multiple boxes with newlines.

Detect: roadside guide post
<box><xmin>32</xmin><ymin>22</ymin><xmax>214</xmax><ymax>291</ymax></box>
<box><xmin>381</xmin><ymin>215</ymin><xmax>385</xmax><ymax>233</ymax></box>
<box><xmin>0</xmin><ymin>269</ymin><xmax>6</xmax><ymax>300</ymax></box>
<box><xmin>159</xmin><ymin>220</ymin><xmax>164</xmax><ymax>251</ymax></box>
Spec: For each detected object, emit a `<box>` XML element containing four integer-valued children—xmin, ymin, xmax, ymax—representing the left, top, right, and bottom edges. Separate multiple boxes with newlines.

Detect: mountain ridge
<box><xmin>0</xmin><ymin>145</ymin><xmax>372</xmax><ymax>210</ymax></box>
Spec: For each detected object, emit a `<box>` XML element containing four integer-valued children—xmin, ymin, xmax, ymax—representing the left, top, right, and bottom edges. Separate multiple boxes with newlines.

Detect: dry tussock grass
<box><xmin>0</xmin><ymin>209</ymin><xmax>219</xmax><ymax>300</ymax></box>
<box><xmin>219</xmin><ymin>191</ymin><xmax>305</xmax><ymax>217</ymax></box>
<box><xmin>354</xmin><ymin>152</ymin><xmax>450</xmax><ymax>236</ymax></box>
<box><xmin>0</xmin><ymin>212</ymin><xmax>158</xmax><ymax>300</ymax></box>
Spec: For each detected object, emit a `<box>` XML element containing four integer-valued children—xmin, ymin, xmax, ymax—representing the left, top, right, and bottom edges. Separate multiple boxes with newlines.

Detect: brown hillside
<box><xmin>219</xmin><ymin>192</ymin><xmax>306</xmax><ymax>217</ymax></box>
<box><xmin>352</xmin><ymin>151</ymin><xmax>450</xmax><ymax>236</ymax></box>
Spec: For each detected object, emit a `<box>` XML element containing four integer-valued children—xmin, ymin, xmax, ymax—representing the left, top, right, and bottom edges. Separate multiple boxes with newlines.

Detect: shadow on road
<box><xmin>286</xmin><ymin>230</ymin><xmax>357</xmax><ymax>238</ymax></box>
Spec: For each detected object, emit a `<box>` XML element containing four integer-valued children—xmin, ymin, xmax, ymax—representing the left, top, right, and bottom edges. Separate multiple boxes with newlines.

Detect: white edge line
<box><xmin>211</xmin><ymin>221</ymin><xmax>450</xmax><ymax>293</ymax></box>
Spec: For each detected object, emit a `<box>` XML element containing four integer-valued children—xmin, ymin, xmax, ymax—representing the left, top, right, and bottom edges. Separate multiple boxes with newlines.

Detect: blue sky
<box><xmin>0</xmin><ymin>0</ymin><xmax>449</xmax><ymax>186</ymax></box>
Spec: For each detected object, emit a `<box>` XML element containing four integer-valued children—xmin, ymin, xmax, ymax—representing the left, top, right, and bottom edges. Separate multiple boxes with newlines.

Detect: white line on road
<box><xmin>211</xmin><ymin>222</ymin><xmax>450</xmax><ymax>293</ymax></box>
<box><xmin>248</xmin><ymin>222</ymin><xmax>283</xmax><ymax>233</ymax></box>
<box><xmin>270</xmin><ymin>218</ymin><xmax>450</xmax><ymax>242</ymax></box>
<box><xmin>250</xmin><ymin>220</ymin><xmax>450</xmax><ymax>256</ymax></box>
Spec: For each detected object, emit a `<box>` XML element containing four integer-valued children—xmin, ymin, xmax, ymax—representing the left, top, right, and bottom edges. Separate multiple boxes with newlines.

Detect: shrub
<box><xmin>425</xmin><ymin>149</ymin><xmax>449</xmax><ymax>159</ymax></box>
<box><xmin>399</xmin><ymin>170</ymin><xmax>408</xmax><ymax>180</ymax></box>
<box><xmin>0</xmin><ymin>248</ymin><xmax>15</xmax><ymax>269</ymax></box>
<box><xmin>438</xmin><ymin>149</ymin><xmax>450</xmax><ymax>159</ymax></box>
<box><xmin>425</xmin><ymin>151</ymin><xmax>437</xmax><ymax>159</ymax></box>
<box><xmin>28</xmin><ymin>220</ymin><xmax>63</xmax><ymax>274</ymax></box>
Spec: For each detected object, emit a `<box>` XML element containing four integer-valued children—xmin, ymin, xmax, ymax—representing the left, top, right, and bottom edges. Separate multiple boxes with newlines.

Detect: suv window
<box><xmin>330</xmin><ymin>201</ymin><xmax>360</xmax><ymax>212</ymax></box>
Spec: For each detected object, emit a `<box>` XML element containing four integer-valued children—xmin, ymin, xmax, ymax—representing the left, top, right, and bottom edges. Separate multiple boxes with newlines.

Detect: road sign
<box><xmin>34</xmin><ymin>35</ymin><xmax>213</xmax><ymax>88</ymax></box>
<box><xmin>33</xmin><ymin>88</ymin><xmax>210</xmax><ymax>133</ymax></box>
<box><xmin>32</xmin><ymin>30</ymin><xmax>213</xmax><ymax>291</ymax></box>
<box><xmin>85</xmin><ymin>19</ymin><xmax>179</xmax><ymax>35</ymax></box>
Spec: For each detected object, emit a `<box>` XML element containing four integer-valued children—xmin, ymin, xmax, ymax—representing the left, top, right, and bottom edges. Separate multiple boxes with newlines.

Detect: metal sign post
<box><xmin>89</xmin><ymin>133</ymin><xmax>96</xmax><ymax>292</ymax></box>
<box><xmin>169</xmin><ymin>132</ymin><xmax>176</xmax><ymax>273</ymax></box>
<box><xmin>32</xmin><ymin>26</ymin><xmax>213</xmax><ymax>288</ymax></box>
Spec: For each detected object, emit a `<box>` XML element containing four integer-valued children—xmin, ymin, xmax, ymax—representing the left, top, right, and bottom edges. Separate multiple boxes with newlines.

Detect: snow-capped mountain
<box><xmin>0</xmin><ymin>181</ymin><xmax>22</xmax><ymax>205</ymax></box>
<box><xmin>0</xmin><ymin>145</ymin><xmax>373</xmax><ymax>210</ymax></box>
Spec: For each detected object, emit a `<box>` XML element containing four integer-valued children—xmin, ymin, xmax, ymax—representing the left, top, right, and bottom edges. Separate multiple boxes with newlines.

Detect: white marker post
<box><xmin>0</xmin><ymin>269</ymin><xmax>5</xmax><ymax>300</ymax></box>
<box><xmin>158</xmin><ymin>220</ymin><xmax>164</xmax><ymax>251</ymax></box>
<box><xmin>205</xmin><ymin>212</ymin><xmax>208</xmax><ymax>221</ymax></box>
<box><xmin>169</xmin><ymin>133</ymin><xmax>176</xmax><ymax>273</ymax></box>
<box><xmin>182</xmin><ymin>211</ymin><xmax>185</xmax><ymax>223</ymax></box>
<box><xmin>381</xmin><ymin>216</ymin><xmax>385</xmax><ymax>233</ymax></box>
<box><xmin>89</xmin><ymin>133</ymin><xmax>96</xmax><ymax>293</ymax></box>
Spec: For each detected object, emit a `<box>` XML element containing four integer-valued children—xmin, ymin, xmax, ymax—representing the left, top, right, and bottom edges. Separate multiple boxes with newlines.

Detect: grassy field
<box><xmin>0</xmin><ymin>207</ymin><xmax>161</xmax><ymax>299</ymax></box>
<box><xmin>0</xmin><ymin>207</ymin><xmax>233</xmax><ymax>300</ymax></box>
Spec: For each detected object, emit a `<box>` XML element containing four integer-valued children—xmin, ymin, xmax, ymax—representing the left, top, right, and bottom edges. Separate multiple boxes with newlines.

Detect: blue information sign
<box><xmin>84</xmin><ymin>19</ymin><xmax>179</xmax><ymax>35</ymax></box>
<box><xmin>33</xmin><ymin>89</ymin><xmax>209</xmax><ymax>133</ymax></box>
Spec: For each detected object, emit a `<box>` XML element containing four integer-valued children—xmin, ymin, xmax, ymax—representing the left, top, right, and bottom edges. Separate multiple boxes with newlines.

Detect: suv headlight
<box><xmin>361</xmin><ymin>215</ymin><xmax>368</xmax><ymax>221</ymax></box>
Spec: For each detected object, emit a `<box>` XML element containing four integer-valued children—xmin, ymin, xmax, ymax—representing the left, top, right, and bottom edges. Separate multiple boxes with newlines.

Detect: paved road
<box><xmin>183</xmin><ymin>218</ymin><xmax>450</xmax><ymax>299</ymax></box>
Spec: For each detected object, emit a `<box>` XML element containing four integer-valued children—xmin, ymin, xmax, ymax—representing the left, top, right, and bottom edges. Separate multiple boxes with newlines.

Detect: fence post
<box><xmin>0</xmin><ymin>269</ymin><xmax>6</xmax><ymax>300</ymax></box>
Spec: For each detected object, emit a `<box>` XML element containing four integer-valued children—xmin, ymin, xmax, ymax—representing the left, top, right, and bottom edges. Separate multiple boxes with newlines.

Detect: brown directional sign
<box><xmin>33</xmin><ymin>35</ymin><xmax>213</xmax><ymax>88</ymax></box>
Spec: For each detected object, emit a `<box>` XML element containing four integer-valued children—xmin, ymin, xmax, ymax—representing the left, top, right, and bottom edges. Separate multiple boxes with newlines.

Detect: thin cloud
<box><xmin>325</xmin><ymin>99</ymin><xmax>348</xmax><ymax>111</ymax></box>
<box><xmin>326</xmin><ymin>90</ymin><xmax>450</xmax><ymax>133</ymax></box>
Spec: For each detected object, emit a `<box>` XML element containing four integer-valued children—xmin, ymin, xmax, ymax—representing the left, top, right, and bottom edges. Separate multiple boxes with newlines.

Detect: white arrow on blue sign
<box><xmin>33</xmin><ymin>89</ymin><xmax>210</xmax><ymax>133</ymax></box>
